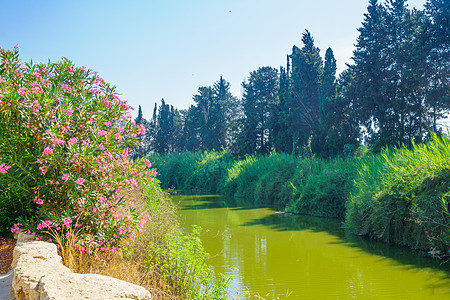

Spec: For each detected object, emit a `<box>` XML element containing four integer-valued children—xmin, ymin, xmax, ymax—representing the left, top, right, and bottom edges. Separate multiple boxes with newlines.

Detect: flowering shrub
<box><xmin>0</xmin><ymin>47</ymin><xmax>157</xmax><ymax>253</ymax></box>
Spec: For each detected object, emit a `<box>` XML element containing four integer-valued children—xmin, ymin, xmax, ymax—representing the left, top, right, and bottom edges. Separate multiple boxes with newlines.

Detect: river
<box><xmin>176</xmin><ymin>194</ymin><xmax>450</xmax><ymax>299</ymax></box>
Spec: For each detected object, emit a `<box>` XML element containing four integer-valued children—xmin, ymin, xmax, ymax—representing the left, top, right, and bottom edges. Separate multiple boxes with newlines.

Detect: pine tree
<box><xmin>272</xmin><ymin>65</ymin><xmax>292</xmax><ymax>153</ymax></box>
<box><xmin>288</xmin><ymin>30</ymin><xmax>323</xmax><ymax>155</ymax></box>
<box><xmin>350</xmin><ymin>0</ymin><xmax>393</xmax><ymax>150</ymax></box>
<box><xmin>425</xmin><ymin>0</ymin><xmax>450</xmax><ymax>132</ymax></box>
<box><xmin>236</xmin><ymin>66</ymin><xmax>279</xmax><ymax>155</ymax></box>
<box><xmin>153</xmin><ymin>99</ymin><xmax>173</xmax><ymax>154</ymax></box>
<box><xmin>181</xmin><ymin>105</ymin><xmax>201</xmax><ymax>151</ymax></box>
<box><xmin>214</xmin><ymin>77</ymin><xmax>239</xmax><ymax>148</ymax></box>
<box><xmin>311</xmin><ymin>47</ymin><xmax>337</xmax><ymax>157</ymax></box>
<box><xmin>135</xmin><ymin>105</ymin><xmax>143</xmax><ymax>125</ymax></box>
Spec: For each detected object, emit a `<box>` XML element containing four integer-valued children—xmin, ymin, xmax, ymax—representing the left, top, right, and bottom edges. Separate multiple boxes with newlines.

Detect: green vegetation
<box><xmin>150</xmin><ymin>134</ymin><xmax>450</xmax><ymax>255</ymax></box>
<box><xmin>0</xmin><ymin>48</ymin><xmax>228</xmax><ymax>299</ymax></box>
<box><xmin>346</xmin><ymin>133</ymin><xmax>450</xmax><ymax>253</ymax></box>
<box><xmin>132</xmin><ymin>186</ymin><xmax>229</xmax><ymax>299</ymax></box>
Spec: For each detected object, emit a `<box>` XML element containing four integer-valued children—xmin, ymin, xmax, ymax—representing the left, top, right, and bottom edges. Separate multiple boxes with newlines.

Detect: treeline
<box><xmin>133</xmin><ymin>0</ymin><xmax>449</xmax><ymax>159</ymax></box>
<box><xmin>149</xmin><ymin>133</ymin><xmax>450</xmax><ymax>255</ymax></box>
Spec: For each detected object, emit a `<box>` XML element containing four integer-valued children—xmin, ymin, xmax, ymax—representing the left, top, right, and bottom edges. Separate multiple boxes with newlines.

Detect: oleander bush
<box><xmin>0</xmin><ymin>47</ymin><xmax>155</xmax><ymax>252</ymax></box>
<box><xmin>0</xmin><ymin>47</ymin><xmax>230</xmax><ymax>299</ymax></box>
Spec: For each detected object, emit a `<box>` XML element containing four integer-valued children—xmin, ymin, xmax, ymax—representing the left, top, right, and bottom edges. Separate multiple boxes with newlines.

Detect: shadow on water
<box><xmin>177</xmin><ymin>194</ymin><xmax>271</xmax><ymax>211</ymax></box>
<box><xmin>176</xmin><ymin>193</ymin><xmax>450</xmax><ymax>278</ymax></box>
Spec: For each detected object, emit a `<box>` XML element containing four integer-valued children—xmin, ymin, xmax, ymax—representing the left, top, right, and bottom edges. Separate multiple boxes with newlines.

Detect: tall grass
<box><xmin>286</xmin><ymin>157</ymin><xmax>360</xmax><ymax>219</ymax></box>
<box><xmin>148</xmin><ymin>152</ymin><xmax>203</xmax><ymax>190</ymax></box>
<box><xmin>224</xmin><ymin>153</ymin><xmax>298</xmax><ymax>208</ymax></box>
<box><xmin>346</xmin><ymin>133</ymin><xmax>450</xmax><ymax>253</ymax></box>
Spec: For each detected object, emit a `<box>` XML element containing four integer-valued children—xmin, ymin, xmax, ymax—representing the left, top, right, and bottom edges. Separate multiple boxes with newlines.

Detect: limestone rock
<box><xmin>39</xmin><ymin>273</ymin><xmax>152</xmax><ymax>300</ymax></box>
<box><xmin>10</xmin><ymin>240</ymin><xmax>152</xmax><ymax>300</ymax></box>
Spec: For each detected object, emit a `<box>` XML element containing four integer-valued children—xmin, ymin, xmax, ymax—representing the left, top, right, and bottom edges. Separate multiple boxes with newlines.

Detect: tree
<box><xmin>311</xmin><ymin>47</ymin><xmax>337</xmax><ymax>157</ymax></box>
<box><xmin>135</xmin><ymin>105</ymin><xmax>143</xmax><ymax>125</ymax></box>
<box><xmin>181</xmin><ymin>105</ymin><xmax>201</xmax><ymax>151</ymax></box>
<box><xmin>213</xmin><ymin>77</ymin><xmax>240</xmax><ymax>147</ymax></box>
<box><xmin>192</xmin><ymin>86</ymin><xmax>217</xmax><ymax>150</ymax></box>
<box><xmin>153</xmin><ymin>99</ymin><xmax>176</xmax><ymax>154</ymax></box>
<box><xmin>350</xmin><ymin>0</ymin><xmax>391</xmax><ymax>150</ymax></box>
<box><xmin>236</xmin><ymin>66</ymin><xmax>279</xmax><ymax>156</ymax></box>
<box><xmin>131</xmin><ymin>105</ymin><xmax>152</xmax><ymax>159</ymax></box>
<box><xmin>272</xmin><ymin>64</ymin><xmax>293</xmax><ymax>153</ymax></box>
<box><xmin>424</xmin><ymin>0</ymin><xmax>450</xmax><ymax>132</ymax></box>
<box><xmin>288</xmin><ymin>30</ymin><xmax>323</xmax><ymax>155</ymax></box>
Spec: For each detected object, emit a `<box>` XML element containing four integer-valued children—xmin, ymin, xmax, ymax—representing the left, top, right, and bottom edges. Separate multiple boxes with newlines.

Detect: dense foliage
<box><xmin>134</xmin><ymin>0</ymin><xmax>448</xmax><ymax>159</ymax></box>
<box><xmin>0</xmin><ymin>48</ymin><xmax>229</xmax><ymax>299</ymax></box>
<box><xmin>0</xmin><ymin>47</ymin><xmax>155</xmax><ymax>252</ymax></box>
<box><xmin>346</xmin><ymin>133</ymin><xmax>449</xmax><ymax>253</ymax></box>
<box><xmin>151</xmin><ymin>134</ymin><xmax>450</xmax><ymax>255</ymax></box>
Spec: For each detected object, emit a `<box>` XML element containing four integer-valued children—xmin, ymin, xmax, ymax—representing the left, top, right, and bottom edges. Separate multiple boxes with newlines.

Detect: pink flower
<box><xmin>33</xmin><ymin>196</ymin><xmax>44</xmax><ymax>205</ymax></box>
<box><xmin>82</xmin><ymin>140</ymin><xmax>90</xmax><ymax>146</ymax></box>
<box><xmin>143</xmin><ymin>159</ymin><xmax>151</xmax><ymax>169</ymax></box>
<box><xmin>10</xmin><ymin>223</ymin><xmax>21</xmax><ymax>234</ymax></box>
<box><xmin>0</xmin><ymin>163</ymin><xmax>11</xmax><ymax>174</ymax></box>
<box><xmin>17</xmin><ymin>87</ymin><xmax>28</xmax><ymax>96</ymax></box>
<box><xmin>98</xmin><ymin>130</ymin><xmax>107</xmax><ymax>136</ymax></box>
<box><xmin>97</xmin><ymin>144</ymin><xmax>104</xmax><ymax>150</ymax></box>
<box><xmin>114</xmin><ymin>133</ymin><xmax>123</xmax><ymax>142</ymax></box>
<box><xmin>75</xmin><ymin>177</ymin><xmax>85</xmax><ymax>185</ymax></box>
<box><xmin>68</xmin><ymin>137</ymin><xmax>78</xmax><ymax>145</ymax></box>
<box><xmin>31</xmin><ymin>86</ymin><xmax>43</xmax><ymax>94</ymax></box>
<box><xmin>42</xmin><ymin>147</ymin><xmax>53</xmax><ymax>156</ymax></box>
<box><xmin>136</xmin><ymin>124</ymin><xmax>145</xmax><ymax>134</ymax></box>
<box><xmin>63</xmin><ymin>217</ymin><xmax>72</xmax><ymax>229</ymax></box>
<box><xmin>66</xmin><ymin>108</ymin><xmax>73</xmax><ymax>117</ymax></box>
<box><xmin>51</xmin><ymin>137</ymin><xmax>65</xmax><ymax>146</ymax></box>
<box><xmin>103</xmin><ymin>121</ymin><xmax>112</xmax><ymax>127</ymax></box>
<box><xmin>62</xmin><ymin>173</ymin><xmax>69</xmax><ymax>181</ymax></box>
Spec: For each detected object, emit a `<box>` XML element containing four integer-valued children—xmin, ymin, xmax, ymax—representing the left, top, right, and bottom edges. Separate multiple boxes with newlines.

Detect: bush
<box><xmin>287</xmin><ymin>157</ymin><xmax>358</xmax><ymax>219</ymax></box>
<box><xmin>0</xmin><ymin>47</ymin><xmax>155</xmax><ymax>253</ymax></box>
<box><xmin>148</xmin><ymin>151</ymin><xmax>202</xmax><ymax>190</ymax></box>
<box><xmin>223</xmin><ymin>153</ymin><xmax>297</xmax><ymax>208</ymax></box>
<box><xmin>189</xmin><ymin>150</ymin><xmax>233</xmax><ymax>194</ymax></box>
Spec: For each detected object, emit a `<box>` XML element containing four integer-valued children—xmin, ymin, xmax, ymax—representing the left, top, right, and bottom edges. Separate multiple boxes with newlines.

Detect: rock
<box><xmin>11</xmin><ymin>240</ymin><xmax>151</xmax><ymax>300</ymax></box>
<box><xmin>11</xmin><ymin>242</ymin><xmax>70</xmax><ymax>300</ymax></box>
<box><xmin>15</xmin><ymin>232</ymin><xmax>35</xmax><ymax>244</ymax></box>
<box><xmin>39</xmin><ymin>273</ymin><xmax>151</xmax><ymax>300</ymax></box>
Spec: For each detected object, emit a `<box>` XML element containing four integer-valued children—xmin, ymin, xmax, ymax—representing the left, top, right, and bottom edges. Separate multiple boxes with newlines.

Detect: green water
<box><xmin>176</xmin><ymin>194</ymin><xmax>450</xmax><ymax>299</ymax></box>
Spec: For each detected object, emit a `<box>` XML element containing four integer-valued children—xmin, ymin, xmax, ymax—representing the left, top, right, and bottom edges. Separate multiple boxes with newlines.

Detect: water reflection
<box><xmin>176</xmin><ymin>194</ymin><xmax>450</xmax><ymax>299</ymax></box>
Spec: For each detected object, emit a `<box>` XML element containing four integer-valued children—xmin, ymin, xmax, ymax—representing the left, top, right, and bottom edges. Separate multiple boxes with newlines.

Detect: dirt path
<box><xmin>0</xmin><ymin>238</ymin><xmax>15</xmax><ymax>274</ymax></box>
<box><xmin>0</xmin><ymin>238</ymin><xmax>15</xmax><ymax>300</ymax></box>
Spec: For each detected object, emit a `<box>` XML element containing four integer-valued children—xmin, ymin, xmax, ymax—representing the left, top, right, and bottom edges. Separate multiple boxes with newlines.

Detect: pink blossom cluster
<box><xmin>0</xmin><ymin>47</ymin><xmax>159</xmax><ymax>255</ymax></box>
<box><xmin>0</xmin><ymin>162</ymin><xmax>11</xmax><ymax>174</ymax></box>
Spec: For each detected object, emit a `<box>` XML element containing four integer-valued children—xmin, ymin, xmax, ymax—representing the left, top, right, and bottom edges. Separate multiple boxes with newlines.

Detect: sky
<box><xmin>1</xmin><ymin>0</ymin><xmax>429</xmax><ymax>119</ymax></box>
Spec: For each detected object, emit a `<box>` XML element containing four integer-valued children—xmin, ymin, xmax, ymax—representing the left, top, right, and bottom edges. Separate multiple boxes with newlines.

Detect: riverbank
<box><xmin>150</xmin><ymin>133</ymin><xmax>450</xmax><ymax>257</ymax></box>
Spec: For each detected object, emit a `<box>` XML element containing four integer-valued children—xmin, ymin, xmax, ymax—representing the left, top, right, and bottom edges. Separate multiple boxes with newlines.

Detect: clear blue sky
<box><xmin>1</xmin><ymin>0</ymin><xmax>428</xmax><ymax>119</ymax></box>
